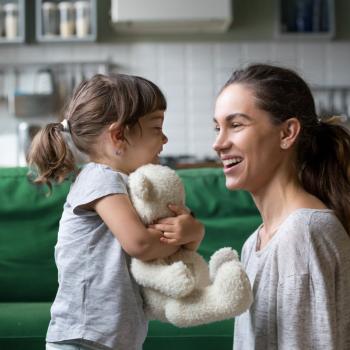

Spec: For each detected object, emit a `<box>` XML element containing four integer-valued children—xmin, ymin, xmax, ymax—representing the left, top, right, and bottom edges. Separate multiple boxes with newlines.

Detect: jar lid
<box><xmin>3</xmin><ymin>3</ymin><xmax>19</xmax><ymax>11</ymax></box>
<box><xmin>74</xmin><ymin>1</ymin><xmax>91</xmax><ymax>9</ymax></box>
<box><xmin>42</xmin><ymin>2</ymin><xmax>58</xmax><ymax>10</ymax></box>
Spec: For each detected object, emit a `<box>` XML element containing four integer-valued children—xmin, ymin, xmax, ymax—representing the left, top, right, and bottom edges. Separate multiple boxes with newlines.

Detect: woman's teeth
<box><xmin>222</xmin><ymin>157</ymin><xmax>242</xmax><ymax>167</ymax></box>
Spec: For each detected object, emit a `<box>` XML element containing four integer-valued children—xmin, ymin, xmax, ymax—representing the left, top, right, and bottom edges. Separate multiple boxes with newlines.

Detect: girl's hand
<box><xmin>149</xmin><ymin>204</ymin><xmax>205</xmax><ymax>250</ymax></box>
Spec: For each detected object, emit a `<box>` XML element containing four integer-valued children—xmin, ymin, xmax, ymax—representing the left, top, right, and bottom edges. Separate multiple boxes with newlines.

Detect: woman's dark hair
<box><xmin>28</xmin><ymin>73</ymin><xmax>167</xmax><ymax>189</ymax></box>
<box><xmin>223</xmin><ymin>64</ymin><xmax>350</xmax><ymax>235</ymax></box>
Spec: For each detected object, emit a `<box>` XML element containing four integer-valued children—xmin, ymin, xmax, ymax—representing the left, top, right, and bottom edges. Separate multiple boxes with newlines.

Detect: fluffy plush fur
<box><xmin>128</xmin><ymin>164</ymin><xmax>253</xmax><ymax>327</ymax></box>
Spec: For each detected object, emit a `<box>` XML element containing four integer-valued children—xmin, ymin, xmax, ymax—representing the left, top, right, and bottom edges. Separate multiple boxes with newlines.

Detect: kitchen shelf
<box><xmin>35</xmin><ymin>0</ymin><xmax>97</xmax><ymax>43</ymax></box>
<box><xmin>275</xmin><ymin>0</ymin><xmax>335</xmax><ymax>40</ymax></box>
<box><xmin>0</xmin><ymin>0</ymin><xmax>26</xmax><ymax>44</ymax></box>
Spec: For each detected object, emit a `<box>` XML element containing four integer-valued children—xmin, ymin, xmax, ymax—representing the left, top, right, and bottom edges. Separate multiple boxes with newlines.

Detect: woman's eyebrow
<box><xmin>213</xmin><ymin>113</ymin><xmax>252</xmax><ymax>123</ymax></box>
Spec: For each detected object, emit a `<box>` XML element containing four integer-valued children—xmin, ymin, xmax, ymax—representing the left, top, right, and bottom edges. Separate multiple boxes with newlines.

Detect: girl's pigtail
<box><xmin>299</xmin><ymin>116</ymin><xmax>350</xmax><ymax>235</ymax></box>
<box><xmin>27</xmin><ymin>121</ymin><xmax>76</xmax><ymax>191</ymax></box>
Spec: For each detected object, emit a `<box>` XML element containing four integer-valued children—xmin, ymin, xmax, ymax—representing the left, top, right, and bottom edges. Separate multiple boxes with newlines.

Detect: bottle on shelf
<box><xmin>42</xmin><ymin>2</ymin><xmax>59</xmax><ymax>37</ymax></box>
<box><xmin>58</xmin><ymin>1</ymin><xmax>75</xmax><ymax>38</ymax></box>
<box><xmin>0</xmin><ymin>4</ymin><xmax>4</xmax><ymax>37</ymax></box>
<box><xmin>74</xmin><ymin>1</ymin><xmax>91</xmax><ymax>38</ymax></box>
<box><xmin>4</xmin><ymin>2</ymin><xmax>19</xmax><ymax>39</ymax></box>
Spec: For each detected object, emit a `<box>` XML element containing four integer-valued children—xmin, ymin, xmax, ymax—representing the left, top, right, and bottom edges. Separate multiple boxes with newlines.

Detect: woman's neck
<box><xmin>252</xmin><ymin>176</ymin><xmax>326</xmax><ymax>238</ymax></box>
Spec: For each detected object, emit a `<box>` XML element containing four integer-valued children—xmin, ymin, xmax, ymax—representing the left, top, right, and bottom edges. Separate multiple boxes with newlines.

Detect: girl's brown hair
<box><xmin>28</xmin><ymin>73</ymin><xmax>166</xmax><ymax>189</ymax></box>
<box><xmin>224</xmin><ymin>64</ymin><xmax>350</xmax><ymax>235</ymax></box>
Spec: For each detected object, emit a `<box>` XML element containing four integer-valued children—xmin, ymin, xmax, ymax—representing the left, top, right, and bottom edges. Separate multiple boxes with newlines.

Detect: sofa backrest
<box><xmin>178</xmin><ymin>168</ymin><xmax>261</xmax><ymax>261</ymax></box>
<box><xmin>0</xmin><ymin>167</ymin><xmax>70</xmax><ymax>302</ymax></box>
<box><xmin>0</xmin><ymin>166</ymin><xmax>261</xmax><ymax>302</ymax></box>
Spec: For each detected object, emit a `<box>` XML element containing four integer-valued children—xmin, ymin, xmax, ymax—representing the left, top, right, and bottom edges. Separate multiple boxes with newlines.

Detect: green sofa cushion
<box><xmin>0</xmin><ymin>302</ymin><xmax>233</xmax><ymax>350</ymax></box>
<box><xmin>0</xmin><ymin>168</ymin><xmax>70</xmax><ymax>302</ymax></box>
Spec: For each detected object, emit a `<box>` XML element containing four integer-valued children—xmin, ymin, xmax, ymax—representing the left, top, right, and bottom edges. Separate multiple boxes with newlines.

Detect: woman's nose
<box><xmin>213</xmin><ymin>131</ymin><xmax>229</xmax><ymax>152</ymax></box>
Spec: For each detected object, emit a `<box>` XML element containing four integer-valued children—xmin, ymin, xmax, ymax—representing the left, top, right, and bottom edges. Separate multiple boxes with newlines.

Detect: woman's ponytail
<box><xmin>27</xmin><ymin>121</ymin><xmax>76</xmax><ymax>191</ymax></box>
<box><xmin>298</xmin><ymin>116</ymin><xmax>350</xmax><ymax>235</ymax></box>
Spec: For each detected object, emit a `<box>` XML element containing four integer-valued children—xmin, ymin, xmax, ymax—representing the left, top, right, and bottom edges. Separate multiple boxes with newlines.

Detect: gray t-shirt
<box><xmin>46</xmin><ymin>162</ymin><xmax>147</xmax><ymax>350</ymax></box>
<box><xmin>234</xmin><ymin>208</ymin><xmax>350</xmax><ymax>350</ymax></box>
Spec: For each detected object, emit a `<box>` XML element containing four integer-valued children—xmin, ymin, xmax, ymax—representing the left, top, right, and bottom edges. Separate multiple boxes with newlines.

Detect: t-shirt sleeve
<box><xmin>277</xmin><ymin>251</ymin><xmax>337</xmax><ymax>349</ymax></box>
<box><xmin>67</xmin><ymin>165</ymin><xmax>128</xmax><ymax>215</ymax></box>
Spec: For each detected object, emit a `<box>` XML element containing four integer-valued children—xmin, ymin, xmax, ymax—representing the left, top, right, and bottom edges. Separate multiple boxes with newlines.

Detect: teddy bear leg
<box><xmin>131</xmin><ymin>258</ymin><xmax>196</xmax><ymax>298</ymax></box>
<box><xmin>208</xmin><ymin>247</ymin><xmax>239</xmax><ymax>282</ymax></box>
<box><xmin>164</xmin><ymin>260</ymin><xmax>252</xmax><ymax>327</ymax></box>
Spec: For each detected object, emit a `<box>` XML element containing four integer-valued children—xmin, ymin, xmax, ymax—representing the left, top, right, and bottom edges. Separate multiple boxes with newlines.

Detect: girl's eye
<box><xmin>214</xmin><ymin>125</ymin><xmax>220</xmax><ymax>132</ymax></box>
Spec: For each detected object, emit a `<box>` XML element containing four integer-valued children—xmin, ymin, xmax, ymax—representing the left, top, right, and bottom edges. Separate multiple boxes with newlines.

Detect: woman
<box><xmin>213</xmin><ymin>64</ymin><xmax>350</xmax><ymax>350</ymax></box>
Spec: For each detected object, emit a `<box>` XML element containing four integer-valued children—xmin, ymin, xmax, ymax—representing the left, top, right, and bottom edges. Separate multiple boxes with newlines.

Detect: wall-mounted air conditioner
<box><xmin>111</xmin><ymin>0</ymin><xmax>233</xmax><ymax>33</ymax></box>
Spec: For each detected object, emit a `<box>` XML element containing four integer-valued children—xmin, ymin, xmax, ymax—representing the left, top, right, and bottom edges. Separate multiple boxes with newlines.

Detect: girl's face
<box><xmin>213</xmin><ymin>84</ymin><xmax>285</xmax><ymax>194</ymax></box>
<box><xmin>123</xmin><ymin>110</ymin><xmax>168</xmax><ymax>173</ymax></box>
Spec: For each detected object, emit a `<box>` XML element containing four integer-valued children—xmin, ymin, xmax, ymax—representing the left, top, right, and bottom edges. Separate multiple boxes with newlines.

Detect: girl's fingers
<box><xmin>167</xmin><ymin>204</ymin><xmax>190</xmax><ymax>216</ymax></box>
<box><xmin>156</xmin><ymin>217</ymin><xmax>176</xmax><ymax>224</ymax></box>
<box><xmin>160</xmin><ymin>237</ymin><xmax>177</xmax><ymax>245</ymax></box>
<box><xmin>149</xmin><ymin>223</ymin><xmax>174</xmax><ymax>232</ymax></box>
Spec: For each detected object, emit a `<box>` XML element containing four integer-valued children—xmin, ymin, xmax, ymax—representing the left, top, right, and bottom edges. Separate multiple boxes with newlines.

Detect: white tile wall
<box><xmin>0</xmin><ymin>40</ymin><xmax>350</xmax><ymax>165</ymax></box>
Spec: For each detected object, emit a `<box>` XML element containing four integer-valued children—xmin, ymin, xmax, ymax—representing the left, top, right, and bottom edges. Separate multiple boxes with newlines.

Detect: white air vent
<box><xmin>111</xmin><ymin>0</ymin><xmax>233</xmax><ymax>33</ymax></box>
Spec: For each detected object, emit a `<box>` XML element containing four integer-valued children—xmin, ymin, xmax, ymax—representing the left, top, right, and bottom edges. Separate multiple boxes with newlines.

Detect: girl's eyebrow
<box><xmin>213</xmin><ymin>113</ymin><xmax>252</xmax><ymax>123</ymax></box>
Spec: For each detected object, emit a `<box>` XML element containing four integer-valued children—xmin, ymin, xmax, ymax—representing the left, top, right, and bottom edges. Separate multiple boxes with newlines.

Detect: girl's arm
<box><xmin>150</xmin><ymin>204</ymin><xmax>205</xmax><ymax>251</ymax></box>
<box><xmin>94</xmin><ymin>193</ymin><xmax>179</xmax><ymax>261</ymax></box>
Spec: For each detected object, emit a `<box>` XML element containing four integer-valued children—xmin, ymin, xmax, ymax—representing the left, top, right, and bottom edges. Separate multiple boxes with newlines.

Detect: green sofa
<box><xmin>0</xmin><ymin>166</ymin><xmax>261</xmax><ymax>350</ymax></box>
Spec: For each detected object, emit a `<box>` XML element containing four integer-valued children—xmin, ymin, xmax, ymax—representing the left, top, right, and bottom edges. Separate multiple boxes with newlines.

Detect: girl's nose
<box><xmin>162</xmin><ymin>132</ymin><xmax>168</xmax><ymax>144</ymax></box>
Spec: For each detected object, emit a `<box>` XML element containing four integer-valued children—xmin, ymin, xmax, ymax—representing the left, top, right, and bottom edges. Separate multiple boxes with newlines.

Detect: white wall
<box><xmin>1</xmin><ymin>41</ymin><xmax>350</xmax><ymax>166</ymax></box>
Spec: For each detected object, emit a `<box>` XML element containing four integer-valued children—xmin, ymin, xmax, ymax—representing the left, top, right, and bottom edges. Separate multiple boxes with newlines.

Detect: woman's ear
<box><xmin>280</xmin><ymin>118</ymin><xmax>301</xmax><ymax>149</ymax></box>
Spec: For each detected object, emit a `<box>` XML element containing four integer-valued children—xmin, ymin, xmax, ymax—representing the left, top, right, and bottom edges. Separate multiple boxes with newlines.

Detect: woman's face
<box><xmin>213</xmin><ymin>83</ymin><xmax>285</xmax><ymax>193</ymax></box>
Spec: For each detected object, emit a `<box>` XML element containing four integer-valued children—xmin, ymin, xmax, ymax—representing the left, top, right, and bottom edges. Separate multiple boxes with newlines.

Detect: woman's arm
<box><xmin>277</xmin><ymin>273</ymin><xmax>337</xmax><ymax>349</ymax></box>
<box><xmin>94</xmin><ymin>193</ymin><xmax>179</xmax><ymax>261</ymax></box>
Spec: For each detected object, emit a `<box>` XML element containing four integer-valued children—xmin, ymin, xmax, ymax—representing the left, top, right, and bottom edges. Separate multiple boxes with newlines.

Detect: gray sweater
<box><xmin>234</xmin><ymin>208</ymin><xmax>350</xmax><ymax>350</ymax></box>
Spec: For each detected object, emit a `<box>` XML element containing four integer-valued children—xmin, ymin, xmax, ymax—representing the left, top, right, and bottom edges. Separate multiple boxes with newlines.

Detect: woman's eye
<box><xmin>214</xmin><ymin>125</ymin><xmax>220</xmax><ymax>132</ymax></box>
<box><xmin>231</xmin><ymin>123</ymin><xmax>242</xmax><ymax>128</ymax></box>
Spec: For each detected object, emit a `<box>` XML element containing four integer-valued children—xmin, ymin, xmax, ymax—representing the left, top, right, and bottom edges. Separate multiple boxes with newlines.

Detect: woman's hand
<box><xmin>149</xmin><ymin>204</ymin><xmax>205</xmax><ymax>250</ymax></box>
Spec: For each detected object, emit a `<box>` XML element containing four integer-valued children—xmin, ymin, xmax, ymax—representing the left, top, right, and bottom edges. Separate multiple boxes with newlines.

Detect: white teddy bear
<box><xmin>128</xmin><ymin>164</ymin><xmax>253</xmax><ymax>327</ymax></box>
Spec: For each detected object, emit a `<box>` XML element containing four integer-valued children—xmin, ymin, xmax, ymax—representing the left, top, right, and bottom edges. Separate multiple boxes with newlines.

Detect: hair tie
<box><xmin>61</xmin><ymin>119</ymin><xmax>70</xmax><ymax>133</ymax></box>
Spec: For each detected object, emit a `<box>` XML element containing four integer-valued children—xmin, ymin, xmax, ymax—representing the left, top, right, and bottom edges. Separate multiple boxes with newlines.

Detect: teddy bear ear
<box><xmin>131</xmin><ymin>173</ymin><xmax>154</xmax><ymax>201</ymax></box>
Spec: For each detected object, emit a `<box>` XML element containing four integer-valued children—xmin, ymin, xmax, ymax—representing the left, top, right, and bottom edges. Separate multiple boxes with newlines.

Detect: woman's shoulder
<box><xmin>280</xmin><ymin>208</ymin><xmax>349</xmax><ymax>253</ymax></box>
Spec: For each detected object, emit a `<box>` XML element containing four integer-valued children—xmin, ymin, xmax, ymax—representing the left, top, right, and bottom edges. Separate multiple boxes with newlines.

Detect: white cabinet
<box><xmin>111</xmin><ymin>0</ymin><xmax>233</xmax><ymax>33</ymax></box>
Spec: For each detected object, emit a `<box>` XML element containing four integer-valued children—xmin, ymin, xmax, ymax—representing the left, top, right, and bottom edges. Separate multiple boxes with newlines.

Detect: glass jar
<box><xmin>42</xmin><ymin>2</ymin><xmax>59</xmax><ymax>36</ymax></box>
<box><xmin>74</xmin><ymin>1</ymin><xmax>91</xmax><ymax>38</ymax></box>
<box><xmin>3</xmin><ymin>2</ymin><xmax>19</xmax><ymax>39</ymax></box>
<box><xmin>58</xmin><ymin>1</ymin><xmax>75</xmax><ymax>38</ymax></box>
<box><xmin>0</xmin><ymin>4</ymin><xmax>4</xmax><ymax>37</ymax></box>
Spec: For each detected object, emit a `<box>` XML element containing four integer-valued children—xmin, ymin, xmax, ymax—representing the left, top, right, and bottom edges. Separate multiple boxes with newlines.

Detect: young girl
<box><xmin>213</xmin><ymin>64</ymin><xmax>350</xmax><ymax>349</ymax></box>
<box><xmin>28</xmin><ymin>74</ymin><xmax>204</xmax><ymax>350</ymax></box>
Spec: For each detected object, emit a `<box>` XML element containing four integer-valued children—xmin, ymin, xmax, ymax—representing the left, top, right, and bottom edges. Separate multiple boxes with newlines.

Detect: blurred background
<box><xmin>0</xmin><ymin>0</ymin><xmax>349</xmax><ymax>167</ymax></box>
